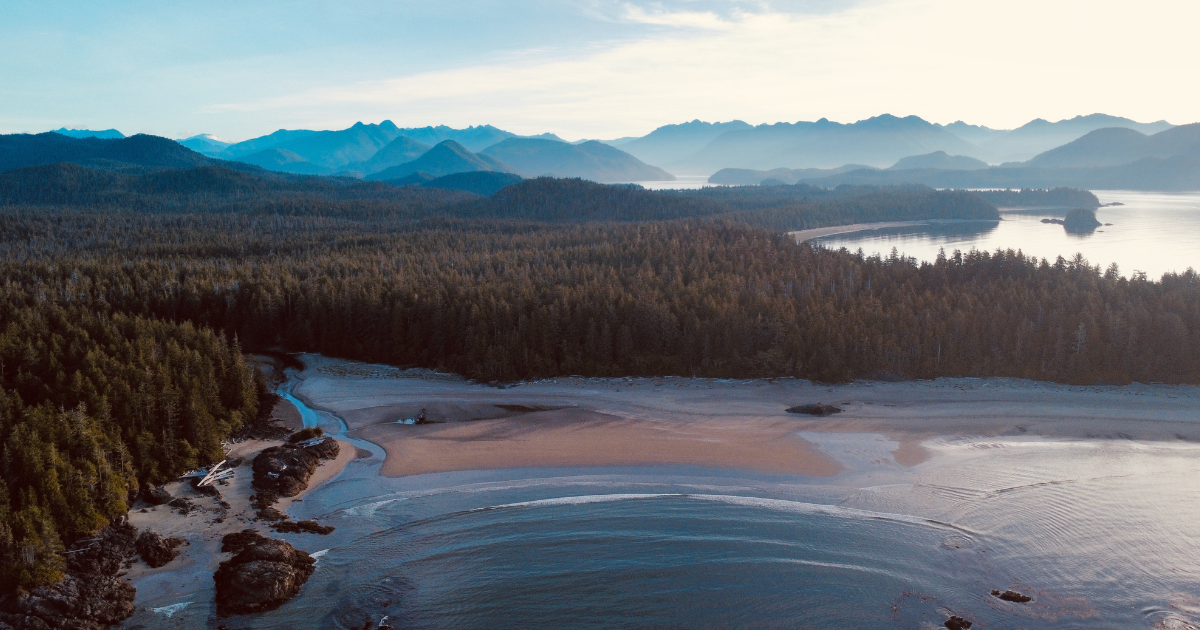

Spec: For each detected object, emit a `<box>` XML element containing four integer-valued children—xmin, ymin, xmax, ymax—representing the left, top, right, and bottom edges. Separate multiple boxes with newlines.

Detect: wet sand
<box><xmin>291</xmin><ymin>354</ymin><xmax>1200</xmax><ymax>478</ymax></box>
<box><xmin>356</xmin><ymin>408</ymin><xmax>842</xmax><ymax>477</ymax></box>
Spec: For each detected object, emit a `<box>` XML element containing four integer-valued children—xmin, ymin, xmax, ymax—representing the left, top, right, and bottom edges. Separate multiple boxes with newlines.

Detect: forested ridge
<box><xmin>0</xmin><ymin>163</ymin><xmax>998</xmax><ymax>229</ymax></box>
<box><xmin>0</xmin><ymin>166</ymin><xmax>1196</xmax><ymax>595</ymax></box>
<box><xmin>1</xmin><ymin>209</ymin><xmax>1195</xmax><ymax>386</ymax></box>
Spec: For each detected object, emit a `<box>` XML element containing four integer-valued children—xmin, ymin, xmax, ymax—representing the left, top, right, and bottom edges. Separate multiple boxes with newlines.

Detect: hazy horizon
<box><xmin>4</xmin><ymin>0</ymin><xmax>1196</xmax><ymax>141</ymax></box>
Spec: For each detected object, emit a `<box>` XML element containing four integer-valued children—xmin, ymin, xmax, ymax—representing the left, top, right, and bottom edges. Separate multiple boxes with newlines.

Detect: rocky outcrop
<box><xmin>135</xmin><ymin>532</ymin><xmax>184</xmax><ymax>568</ymax></box>
<box><xmin>785</xmin><ymin>403</ymin><xmax>843</xmax><ymax>417</ymax></box>
<box><xmin>213</xmin><ymin>530</ymin><xmax>315</xmax><ymax>615</ymax></box>
<box><xmin>138</xmin><ymin>485</ymin><xmax>172</xmax><ymax>506</ymax></box>
<box><xmin>252</xmin><ymin>436</ymin><xmax>340</xmax><ymax>498</ymax></box>
<box><xmin>0</xmin><ymin>575</ymin><xmax>135</xmax><ymax>630</ymax></box>
<box><xmin>272</xmin><ymin>520</ymin><xmax>335</xmax><ymax>535</ymax></box>
<box><xmin>0</xmin><ymin>520</ymin><xmax>137</xmax><ymax>630</ymax></box>
<box><xmin>944</xmin><ymin>615</ymin><xmax>972</xmax><ymax>630</ymax></box>
<box><xmin>991</xmin><ymin>589</ymin><xmax>1032</xmax><ymax>603</ymax></box>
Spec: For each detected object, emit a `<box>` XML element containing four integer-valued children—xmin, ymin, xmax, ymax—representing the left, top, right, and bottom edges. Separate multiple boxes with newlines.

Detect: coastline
<box><xmin>118</xmin><ymin>355</ymin><xmax>1200</xmax><ymax>628</ymax></box>
<box><xmin>788</xmin><ymin>218</ymin><xmax>998</xmax><ymax>243</ymax></box>
<box><xmin>290</xmin><ymin>355</ymin><xmax>1200</xmax><ymax>480</ymax></box>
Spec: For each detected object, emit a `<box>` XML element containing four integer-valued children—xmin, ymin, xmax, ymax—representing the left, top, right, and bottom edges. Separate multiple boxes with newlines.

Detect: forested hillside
<box><xmin>1</xmin><ymin>209</ymin><xmax>1194</xmax><ymax>386</ymax></box>
<box><xmin>0</xmin><ymin>297</ymin><xmax>258</xmax><ymax>591</ymax></box>
<box><xmin>0</xmin><ymin>163</ymin><xmax>998</xmax><ymax>229</ymax></box>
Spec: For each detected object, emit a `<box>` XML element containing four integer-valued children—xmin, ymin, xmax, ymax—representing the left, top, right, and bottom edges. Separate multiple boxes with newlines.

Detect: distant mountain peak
<box><xmin>53</xmin><ymin>128</ymin><xmax>125</xmax><ymax>140</ymax></box>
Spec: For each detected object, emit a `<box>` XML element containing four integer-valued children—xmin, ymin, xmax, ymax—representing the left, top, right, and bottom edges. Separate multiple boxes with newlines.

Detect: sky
<box><xmin>2</xmin><ymin>0</ymin><xmax>1196</xmax><ymax>142</ymax></box>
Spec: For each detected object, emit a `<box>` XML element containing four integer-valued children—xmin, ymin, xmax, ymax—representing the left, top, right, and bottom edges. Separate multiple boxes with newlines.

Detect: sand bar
<box><xmin>789</xmin><ymin>219</ymin><xmax>998</xmax><ymax>242</ymax></box>
<box><xmin>291</xmin><ymin>354</ymin><xmax>1200</xmax><ymax>478</ymax></box>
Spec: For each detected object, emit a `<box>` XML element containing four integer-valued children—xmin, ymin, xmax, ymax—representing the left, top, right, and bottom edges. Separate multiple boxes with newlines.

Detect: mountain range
<box><xmin>53</xmin><ymin>128</ymin><xmax>126</xmax><ymax>140</ymax></box>
<box><xmin>11</xmin><ymin>112</ymin><xmax>1198</xmax><ymax>190</ymax></box>
<box><xmin>0</xmin><ymin>132</ymin><xmax>238</xmax><ymax>173</ymax></box>
<box><xmin>714</xmin><ymin>124</ymin><xmax>1200</xmax><ymax>191</ymax></box>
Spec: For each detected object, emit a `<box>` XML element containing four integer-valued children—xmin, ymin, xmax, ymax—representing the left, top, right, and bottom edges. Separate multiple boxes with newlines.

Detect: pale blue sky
<box><xmin>2</xmin><ymin>0</ymin><xmax>1194</xmax><ymax>141</ymax></box>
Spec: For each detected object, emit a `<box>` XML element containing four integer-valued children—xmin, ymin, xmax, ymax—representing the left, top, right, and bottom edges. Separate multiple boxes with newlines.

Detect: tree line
<box><xmin>0</xmin><ymin>295</ymin><xmax>258</xmax><ymax>591</ymax></box>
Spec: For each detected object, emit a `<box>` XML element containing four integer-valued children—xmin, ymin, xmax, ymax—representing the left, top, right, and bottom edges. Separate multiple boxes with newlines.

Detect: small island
<box><xmin>1041</xmin><ymin>208</ymin><xmax>1103</xmax><ymax>234</ymax></box>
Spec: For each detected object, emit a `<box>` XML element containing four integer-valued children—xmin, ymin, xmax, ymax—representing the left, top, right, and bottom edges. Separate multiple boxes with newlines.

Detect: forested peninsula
<box><xmin>0</xmin><ymin>161</ymin><xmax>1198</xmax><ymax>606</ymax></box>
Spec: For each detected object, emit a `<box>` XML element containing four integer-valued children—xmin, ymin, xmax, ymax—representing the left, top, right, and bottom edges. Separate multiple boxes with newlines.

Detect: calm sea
<box><xmin>814</xmin><ymin>191</ymin><xmax>1200</xmax><ymax>279</ymax></box>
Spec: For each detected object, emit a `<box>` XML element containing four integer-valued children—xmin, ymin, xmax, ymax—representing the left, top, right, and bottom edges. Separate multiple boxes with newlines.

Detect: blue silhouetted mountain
<box><xmin>348</xmin><ymin>136</ymin><xmax>432</xmax><ymax>175</ymax></box>
<box><xmin>977</xmin><ymin>114</ymin><xmax>1174</xmax><ymax>164</ymax></box>
<box><xmin>366</xmin><ymin>140</ymin><xmax>517</xmax><ymax>181</ymax></box>
<box><xmin>481</xmin><ymin>138</ymin><xmax>673</xmax><ymax>183</ymax></box>
<box><xmin>227</xmin><ymin>121</ymin><xmax>404</xmax><ymax>172</ymax></box>
<box><xmin>702</xmin><ymin>121</ymin><xmax>1200</xmax><ymax>190</ymax></box>
<box><xmin>178</xmin><ymin>134</ymin><xmax>233</xmax><ymax>157</ymax></box>
<box><xmin>936</xmin><ymin>121</ymin><xmax>1006</xmax><ymax>146</ymax></box>
<box><xmin>889</xmin><ymin>151</ymin><xmax>988</xmax><ymax>171</ymax></box>
<box><xmin>53</xmin><ymin>128</ymin><xmax>125</xmax><ymax>139</ymax></box>
<box><xmin>395</xmin><ymin>125</ymin><xmax>567</xmax><ymax>152</ymax></box>
<box><xmin>236</xmin><ymin>148</ymin><xmax>326</xmax><ymax>175</ymax></box>
<box><xmin>221</xmin><ymin>129</ymin><xmax>319</xmax><ymax>158</ymax></box>
<box><xmin>611</xmin><ymin>120</ymin><xmax>752</xmax><ymax>168</ymax></box>
<box><xmin>1026</xmin><ymin>124</ymin><xmax>1200</xmax><ymax>168</ymax></box>
<box><xmin>0</xmin><ymin>132</ymin><xmax>237</xmax><ymax>173</ymax></box>
<box><xmin>675</xmin><ymin>115</ymin><xmax>978</xmax><ymax>173</ymax></box>
<box><xmin>419</xmin><ymin>171</ymin><xmax>524</xmax><ymax>196</ymax></box>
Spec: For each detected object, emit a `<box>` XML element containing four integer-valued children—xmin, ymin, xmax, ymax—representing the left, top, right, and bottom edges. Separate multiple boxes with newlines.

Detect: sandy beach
<box><xmin>789</xmin><ymin>218</ymin><xmax>998</xmax><ymax>242</ymax></box>
<box><xmin>290</xmin><ymin>354</ymin><xmax>1200</xmax><ymax>479</ymax></box>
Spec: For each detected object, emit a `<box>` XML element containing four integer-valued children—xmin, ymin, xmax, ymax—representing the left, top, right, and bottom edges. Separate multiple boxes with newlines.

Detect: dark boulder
<box><xmin>139</xmin><ymin>485</ymin><xmax>172</xmax><ymax>506</ymax></box>
<box><xmin>167</xmin><ymin>497</ymin><xmax>196</xmax><ymax>515</ymax></box>
<box><xmin>273</xmin><ymin>520</ymin><xmax>335</xmax><ymax>535</ymax></box>
<box><xmin>213</xmin><ymin>531</ymin><xmax>316</xmax><ymax>615</ymax></box>
<box><xmin>785</xmin><ymin>403</ymin><xmax>843</xmax><ymax>417</ymax></box>
<box><xmin>991</xmin><ymin>589</ymin><xmax>1032</xmax><ymax>603</ymax></box>
<box><xmin>135</xmin><ymin>532</ymin><xmax>185</xmax><ymax>568</ymax></box>
<box><xmin>944</xmin><ymin>615</ymin><xmax>972</xmax><ymax>630</ymax></box>
<box><xmin>221</xmin><ymin>530</ymin><xmax>269</xmax><ymax>554</ymax></box>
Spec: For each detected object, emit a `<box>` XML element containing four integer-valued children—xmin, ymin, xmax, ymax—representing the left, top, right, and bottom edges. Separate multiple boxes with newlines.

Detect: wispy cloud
<box><xmin>620</xmin><ymin>4</ymin><xmax>738</xmax><ymax>30</ymax></box>
<box><xmin>202</xmin><ymin>0</ymin><xmax>1197</xmax><ymax>139</ymax></box>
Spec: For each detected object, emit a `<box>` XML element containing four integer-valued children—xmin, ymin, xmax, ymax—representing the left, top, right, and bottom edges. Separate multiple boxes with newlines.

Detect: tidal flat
<box><xmin>123</xmin><ymin>355</ymin><xmax>1200</xmax><ymax>629</ymax></box>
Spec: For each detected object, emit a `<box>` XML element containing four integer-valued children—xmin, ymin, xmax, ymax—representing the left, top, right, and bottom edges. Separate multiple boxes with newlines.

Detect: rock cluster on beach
<box><xmin>0</xmin><ymin>520</ymin><xmax>137</xmax><ymax>630</ymax></box>
<box><xmin>213</xmin><ymin>530</ymin><xmax>316</xmax><ymax>615</ymax></box>
<box><xmin>944</xmin><ymin>615</ymin><xmax>972</xmax><ymax>629</ymax></box>
<box><xmin>138</xmin><ymin>484</ymin><xmax>173</xmax><ymax>506</ymax></box>
<box><xmin>272</xmin><ymin>519</ymin><xmax>335</xmax><ymax>535</ymax></box>
<box><xmin>252</xmin><ymin>431</ymin><xmax>340</xmax><ymax>498</ymax></box>
<box><xmin>135</xmin><ymin>531</ymin><xmax>185</xmax><ymax>568</ymax></box>
<box><xmin>992</xmin><ymin>589</ymin><xmax>1032</xmax><ymax>603</ymax></box>
<box><xmin>250</xmin><ymin>430</ymin><xmax>340</xmax><ymax>533</ymax></box>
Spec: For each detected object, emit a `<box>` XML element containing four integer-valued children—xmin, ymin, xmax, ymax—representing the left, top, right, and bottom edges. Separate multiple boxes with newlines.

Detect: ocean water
<box><xmin>188</xmin><ymin>385</ymin><xmax>1200</xmax><ymax>629</ymax></box>
<box><xmin>122</xmin><ymin>375</ymin><xmax>1200</xmax><ymax>630</ymax></box>
<box><xmin>814</xmin><ymin>191</ymin><xmax>1200</xmax><ymax>279</ymax></box>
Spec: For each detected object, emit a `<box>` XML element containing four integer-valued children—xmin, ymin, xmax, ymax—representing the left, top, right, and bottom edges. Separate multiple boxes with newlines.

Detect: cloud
<box><xmin>200</xmin><ymin>0</ymin><xmax>1198</xmax><ymax>139</ymax></box>
<box><xmin>620</xmin><ymin>4</ymin><xmax>737</xmax><ymax>30</ymax></box>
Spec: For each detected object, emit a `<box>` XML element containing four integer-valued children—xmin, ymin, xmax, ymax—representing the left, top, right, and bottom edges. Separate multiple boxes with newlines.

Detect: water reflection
<box><xmin>815</xmin><ymin>191</ymin><xmax>1200</xmax><ymax>278</ymax></box>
